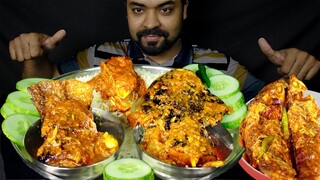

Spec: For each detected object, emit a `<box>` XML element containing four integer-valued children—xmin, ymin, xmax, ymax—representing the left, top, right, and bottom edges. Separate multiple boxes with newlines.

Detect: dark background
<box><xmin>1</xmin><ymin>0</ymin><xmax>319</xmax><ymax>179</ymax></box>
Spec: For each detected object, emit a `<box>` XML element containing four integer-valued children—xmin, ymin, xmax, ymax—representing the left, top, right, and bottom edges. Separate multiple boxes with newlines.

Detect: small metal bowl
<box><xmin>133</xmin><ymin>125</ymin><xmax>244</xmax><ymax>180</ymax></box>
<box><xmin>22</xmin><ymin>108</ymin><xmax>125</xmax><ymax>180</ymax></box>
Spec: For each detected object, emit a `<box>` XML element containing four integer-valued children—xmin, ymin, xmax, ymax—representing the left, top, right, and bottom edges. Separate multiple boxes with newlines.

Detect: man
<box><xmin>8</xmin><ymin>0</ymin><xmax>319</xmax><ymax>101</ymax></box>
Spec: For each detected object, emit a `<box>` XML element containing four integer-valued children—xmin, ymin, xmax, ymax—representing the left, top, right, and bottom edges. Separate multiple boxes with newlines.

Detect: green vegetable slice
<box><xmin>5</xmin><ymin>91</ymin><xmax>39</xmax><ymax>116</ymax></box>
<box><xmin>281</xmin><ymin>106</ymin><xmax>290</xmax><ymax>140</ymax></box>
<box><xmin>0</xmin><ymin>103</ymin><xmax>16</xmax><ymax>119</ymax></box>
<box><xmin>16</xmin><ymin>78</ymin><xmax>49</xmax><ymax>92</ymax></box>
<box><xmin>221</xmin><ymin>92</ymin><xmax>245</xmax><ymax>112</ymax></box>
<box><xmin>104</xmin><ymin>158</ymin><xmax>154</xmax><ymax>180</ymax></box>
<box><xmin>196</xmin><ymin>64</ymin><xmax>211</xmax><ymax>87</ymax></box>
<box><xmin>258</xmin><ymin>136</ymin><xmax>276</xmax><ymax>159</ymax></box>
<box><xmin>208</xmin><ymin>74</ymin><xmax>240</xmax><ymax>99</ymax></box>
<box><xmin>1</xmin><ymin>114</ymin><xmax>39</xmax><ymax>146</ymax></box>
<box><xmin>221</xmin><ymin>104</ymin><xmax>247</xmax><ymax>129</ymax></box>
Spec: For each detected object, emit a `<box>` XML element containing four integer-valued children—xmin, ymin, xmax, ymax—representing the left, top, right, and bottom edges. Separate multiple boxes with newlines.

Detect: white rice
<box><xmin>75</xmin><ymin>67</ymin><xmax>166</xmax><ymax>158</ymax></box>
<box><xmin>74</xmin><ymin>72</ymin><xmax>98</xmax><ymax>82</ymax></box>
<box><xmin>135</xmin><ymin>67</ymin><xmax>166</xmax><ymax>88</ymax></box>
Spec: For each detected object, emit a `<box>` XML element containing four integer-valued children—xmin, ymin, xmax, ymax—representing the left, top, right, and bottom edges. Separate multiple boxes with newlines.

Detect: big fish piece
<box><xmin>239</xmin><ymin>78</ymin><xmax>297</xmax><ymax>180</ymax></box>
<box><xmin>287</xmin><ymin>76</ymin><xmax>320</xmax><ymax>179</ymax></box>
<box><xmin>87</xmin><ymin>56</ymin><xmax>146</xmax><ymax>114</ymax></box>
<box><xmin>28</xmin><ymin>79</ymin><xmax>93</xmax><ymax>119</ymax></box>
<box><xmin>128</xmin><ymin>69</ymin><xmax>230</xmax><ymax>167</ymax></box>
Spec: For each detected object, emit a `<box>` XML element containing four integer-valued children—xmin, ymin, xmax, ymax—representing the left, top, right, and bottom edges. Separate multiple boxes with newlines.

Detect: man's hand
<box><xmin>258</xmin><ymin>37</ymin><xmax>320</xmax><ymax>80</ymax></box>
<box><xmin>9</xmin><ymin>29</ymin><xmax>66</xmax><ymax>62</ymax></box>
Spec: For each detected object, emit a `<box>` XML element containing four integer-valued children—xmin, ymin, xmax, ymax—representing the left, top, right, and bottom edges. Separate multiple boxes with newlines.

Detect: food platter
<box><xmin>238</xmin><ymin>90</ymin><xmax>320</xmax><ymax>179</ymax></box>
<box><xmin>10</xmin><ymin>65</ymin><xmax>245</xmax><ymax>179</ymax></box>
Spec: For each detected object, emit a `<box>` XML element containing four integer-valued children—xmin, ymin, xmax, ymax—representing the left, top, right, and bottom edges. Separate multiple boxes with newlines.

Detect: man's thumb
<box><xmin>41</xmin><ymin>29</ymin><xmax>66</xmax><ymax>50</ymax></box>
<box><xmin>258</xmin><ymin>37</ymin><xmax>284</xmax><ymax>66</ymax></box>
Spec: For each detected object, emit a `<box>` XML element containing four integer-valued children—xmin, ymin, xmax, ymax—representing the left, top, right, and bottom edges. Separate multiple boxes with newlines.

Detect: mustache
<box><xmin>136</xmin><ymin>28</ymin><xmax>169</xmax><ymax>38</ymax></box>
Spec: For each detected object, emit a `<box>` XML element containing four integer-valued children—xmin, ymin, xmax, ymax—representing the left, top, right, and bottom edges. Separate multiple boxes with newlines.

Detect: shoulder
<box><xmin>78</xmin><ymin>39</ymin><xmax>131</xmax><ymax>67</ymax></box>
<box><xmin>191</xmin><ymin>46</ymin><xmax>240</xmax><ymax>74</ymax></box>
<box><xmin>192</xmin><ymin>46</ymin><xmax>228</xmax><ymax>64</ymax></box>
<box><xmin>94</xmin><ymin>39</ymin><xmax>130</xmax><ymax>56</ymax></box>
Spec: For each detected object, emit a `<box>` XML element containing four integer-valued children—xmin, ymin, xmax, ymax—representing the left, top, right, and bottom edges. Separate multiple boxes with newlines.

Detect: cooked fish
<box><xmin>87</xmin><ymin>56</ymin><xmax>146</xmax><ymax>114</ymax></box>
<box><xmin>239</xmin><ymin>79</ymin><xmax>297</xmax><ymax>180</ymax></box>
<box><xmin>287</xmin><ymin>76</ymin><xmax>320</xmax><ymax>179</ymax></box>
<box><xmin>37</xmin><ymin>99</ymin><xmax>118</xmax><ymax>167</ymax></box>
<box><xmin>28</xmin><ymin>79</ymin><xmax>93</xmax><ymax>119</ymax></box>
<box><xmin>239</xmin><ymin>75</ymin><xmax>320</xmax><ymax>179</ymax></box>
<box><xmin>128</xmin><ymin>69</ymin><xmax>230</xmax><ymax>167</ymax></box>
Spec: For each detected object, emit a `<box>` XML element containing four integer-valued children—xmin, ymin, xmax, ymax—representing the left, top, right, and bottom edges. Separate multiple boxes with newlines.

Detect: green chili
<box><xmin>281</xmin><ymin>106</ymin><xmax>290</xmax><ymax>140</ymax></box>
<box><xmin>196</xmin><ymin>64</ymin><xmax>211</xmax><ymax>87</ymax></box>
<box><xmin>258</xmin><ymin>136</ymin><xmax>276</xmax><ymax>159</ymax></box>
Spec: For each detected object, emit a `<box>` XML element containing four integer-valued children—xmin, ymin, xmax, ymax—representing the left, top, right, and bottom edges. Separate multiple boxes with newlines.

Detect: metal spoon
<box><xmin>205</xmin><ymin>124</ymin><xmax>233</xmax><ymax>161</ymax></box>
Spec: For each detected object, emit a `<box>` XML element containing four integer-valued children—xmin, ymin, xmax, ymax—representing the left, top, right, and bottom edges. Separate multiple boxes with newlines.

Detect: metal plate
<box><xmin>13</xmin><ymin>65</ymin><xmax>245</xmax><ymax>180</ymax></box>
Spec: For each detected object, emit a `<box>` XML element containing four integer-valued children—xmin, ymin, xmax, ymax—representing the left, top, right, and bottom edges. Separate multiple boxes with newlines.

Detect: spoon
<box><xmin>205</xmin><ymin>124</ymin><xmax>233</xmax><ymax>161</ymax></box>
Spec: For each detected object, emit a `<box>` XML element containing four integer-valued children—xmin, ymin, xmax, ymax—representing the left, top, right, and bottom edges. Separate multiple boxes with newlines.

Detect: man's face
<box><xmin>126</xmin><ymin>0</ymin><xmax>188</xmax><ymax>56</ymax></box>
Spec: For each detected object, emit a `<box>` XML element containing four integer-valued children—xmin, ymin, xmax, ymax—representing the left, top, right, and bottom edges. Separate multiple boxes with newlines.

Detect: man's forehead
<box><xmin>127</xmin><ymin>0</ymin><xmax>179</xmax><ymax>7</ymax></box>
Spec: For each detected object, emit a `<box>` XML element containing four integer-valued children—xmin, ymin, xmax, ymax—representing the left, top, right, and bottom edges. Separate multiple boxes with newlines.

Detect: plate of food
<box><xmin>1</xmin><ymin>56</ymin><xmax>247</xmax><ymax>179</ymax></box>
<box><xmin>238</xmin><ymin>76</ymin><xmax>320</xmax><ymax>179</ymax></box>
<box><xmin>129</xmin><ymin>67</ymin><xmax>245</xmax><ymax>179</ymax></box>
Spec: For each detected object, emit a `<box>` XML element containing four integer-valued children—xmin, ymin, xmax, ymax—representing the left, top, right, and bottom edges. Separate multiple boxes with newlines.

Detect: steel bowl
<box><xmin>133</xmin><ymin>125</ymin><xmax>244</xmax><ymax>180</ymax></box>
<box><xmin>22</xmin><ymin>108</ymin><xmax>125</xmax><ymax>180</ymax></box>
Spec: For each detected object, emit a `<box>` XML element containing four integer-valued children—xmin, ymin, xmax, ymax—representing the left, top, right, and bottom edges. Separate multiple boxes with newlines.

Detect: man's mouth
<box><xmin>142</xmin><ymin>35</ymin><xmax>161</xmax><ymax>42</ymax></box>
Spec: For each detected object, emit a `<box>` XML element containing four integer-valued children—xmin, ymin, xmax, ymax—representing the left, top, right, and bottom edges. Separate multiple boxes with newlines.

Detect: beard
<box><xmin>135</xmin><ymin>28</ymin><xmax>179</xmax><ymax>56</ymax></box>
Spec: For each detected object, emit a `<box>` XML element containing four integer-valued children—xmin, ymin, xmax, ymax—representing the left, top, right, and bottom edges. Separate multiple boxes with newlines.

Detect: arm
<box><xmin>258</xmin><ymin>37</ymin><xmax>320</xmax><ymax>81</ymax></box>
<box><xmin>9</xmin><ymin>29</ymin><xmax>66</xmax><ymax>78</ymax></box>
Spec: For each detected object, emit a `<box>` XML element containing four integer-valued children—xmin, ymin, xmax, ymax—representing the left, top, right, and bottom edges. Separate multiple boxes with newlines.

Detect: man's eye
<box><xmin>133</xmin><ymin>8</ymin><xmax>144</xmax><ymax>14</ymax></box>
<box><xmin>160</xmin><ymin>8</ymin><xmax>172</xmax><ymax>14</ymax></box>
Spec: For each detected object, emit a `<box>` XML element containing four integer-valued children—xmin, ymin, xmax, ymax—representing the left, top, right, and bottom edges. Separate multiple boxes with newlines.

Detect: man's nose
<box><xmin>143</xmin><ymin>11</ymin><xmax>160</xmax><ymax>29</ymax></box>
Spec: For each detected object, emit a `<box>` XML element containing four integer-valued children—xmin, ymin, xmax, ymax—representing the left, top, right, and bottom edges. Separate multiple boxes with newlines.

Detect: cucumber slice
<box><xmin>208</xmin><ymin>74</ymin><xmax>240</xmax><ymax>99</ymax></box>
<box><xmin>1</xmin><ymin>114</ymin><xmax>39</xmax><ymax>146</ymax></box>
<box><xmin>1</xmin><ymin>103</ymin><xmax>16</xmax><ymax>119</ymax></box>
<box><xmin>183</xmin><ymin>64</ymin><xmax>224</xmax><ymax>76</ymax></box>
<box><xmin>16</xmin><ymin>78</ymin><xmax>49</xmax><ymax>92</ymax></box>
<box><xmin>104</xmin><ymin>158</ymin><xmax>154</xmax><ymax>180</ymax></box>
<box><xmin>221</xmin><ymin>92</ymin><xmax>245</xmax><ymax>112</ymax></box>
<box><xmin>183</xmin><ymin>64</ymin><xmax>202</xmax><ymax>71</ymax></box>
<box><xmin>5</xmin><ymin>91</ymin><xmax>39</xmax><ymax>116</ymax></box>
<box><xmin>221</xmin><ymin>104</ymin><xmax>247</xmax><ymax>129</ymax></box>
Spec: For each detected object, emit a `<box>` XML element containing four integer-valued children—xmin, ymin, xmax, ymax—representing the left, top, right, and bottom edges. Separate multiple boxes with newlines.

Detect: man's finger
<box><xmin>41</xmin><ymin>29</ymin><xmax>66</xmax><ymax>50</ymax></box>
<box><xmin>258</xmin><ymin>37</ymin><xmax>285</xmax><ymax>66</ymax></box>
<box><xmin>16</xmin><ymin>37</ymin><xmax>31</xmax><ymax>61</ymax></box>
<box><xmin>9</xmin><ymin>40</ymin><xmax>17</xmax><ymax>60</ymax></box>
<box><xmin>304</xmin><ymin>61</ymin><xmax>320</xmax><ymax>80</ymax></box>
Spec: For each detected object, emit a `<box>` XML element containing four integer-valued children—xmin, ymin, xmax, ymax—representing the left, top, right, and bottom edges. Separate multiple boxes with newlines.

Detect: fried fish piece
<box><xmin>239</xmin><ymin>79</ymin><xmax>297</xmax><ymax>180</ymax></box>
<box><xmin>87</xmin><ymin>56</ymin><xmax>146</xmax><ymax>113</ymax></box>
<box><xmin>287</xmin><ymin>76</ymin><xmax>320</xmax><ymax>179</ymax></box>
<box><xmin>40</xmin><ymin>99</ymin><xmax>96</xmax><ymax>137</ymax></box>
<box><xmin>36</xmin><ymin>99</ymin><xmax>119</xmax><ymax>167</ymax></box>
<box><xmin>28</xmin><ymin>79</ymin><xmax>93</xmax><ymax>118</ymax></box>
<box><xmin>128</xmin><ymin>69</ymin><xmax>229</xmax><ymax>167</ymax></box>
<box><xmin>28</xmin><ymin>77</ymin><xmax>119</xmax><ymax>168</ymax></box>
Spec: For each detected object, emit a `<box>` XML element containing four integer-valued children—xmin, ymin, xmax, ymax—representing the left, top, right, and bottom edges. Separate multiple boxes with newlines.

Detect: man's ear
<box><xmin>183</xmin><ymin>0</ymin><xmax>189</xmax><ymax>20</ymax></box>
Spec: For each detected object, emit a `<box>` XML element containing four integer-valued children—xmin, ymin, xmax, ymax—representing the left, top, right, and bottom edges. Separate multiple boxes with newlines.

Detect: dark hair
<box><xmin>124</xmin><ymin>0</ymin><xmax>188</xmax><ymax>4</ymax></box>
